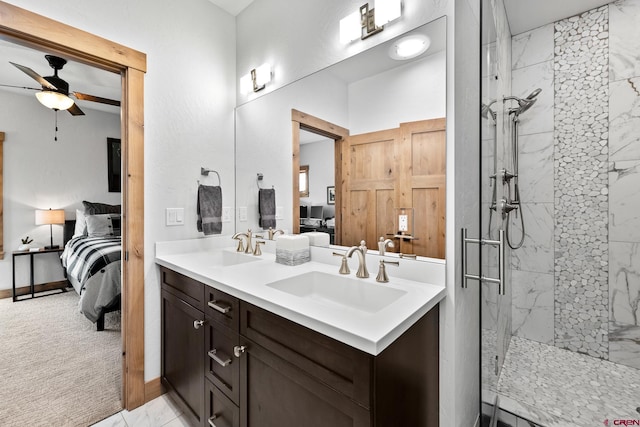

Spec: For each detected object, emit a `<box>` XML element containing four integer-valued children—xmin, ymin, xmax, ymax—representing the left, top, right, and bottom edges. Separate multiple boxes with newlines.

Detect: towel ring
<box><xmin>198</xmin><ymin>167</ymin><xmax>221</xmax><ymax>186</ymax></box>
<box><xmin>256</xmin><ymin>173</ymin><xmax>274</xmax><ymax>190</ymax></box>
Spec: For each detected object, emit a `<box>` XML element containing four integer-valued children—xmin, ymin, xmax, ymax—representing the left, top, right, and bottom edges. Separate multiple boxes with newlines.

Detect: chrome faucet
<box><xmin>232</xmin><ymin>229</ymin><xmax>254</xmax><ymax>254</ymax></box>
<box><xmin>346</xmin><ymin>240</ymin><xmax>369</xmax><ymax>278</ymax></box>
<box><xmin>378</xmin><ymin>236</ymin><xmax>395</xmax><ymax>255</ymax></box>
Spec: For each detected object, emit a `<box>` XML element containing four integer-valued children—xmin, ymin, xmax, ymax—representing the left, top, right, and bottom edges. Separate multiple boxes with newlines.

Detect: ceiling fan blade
<box><xmin>67</xmin><ymin>102</ymin><xmax>85</xmax><ymax>116</ymax></box>
<box><xmin>9</xmin><ymin>62</ymin><xmax>58</xmax><ymax>90</ymax></box>
<box><xmin>72</xmin><ymin>91</ymin><xmax>120</xmax><ymax>107</ymax></box>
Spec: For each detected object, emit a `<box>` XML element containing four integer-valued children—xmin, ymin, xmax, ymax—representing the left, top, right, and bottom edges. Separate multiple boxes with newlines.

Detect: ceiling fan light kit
<box><xmin>35</xmin><ymin>90</ymin><xmax>74</xmax><ymax>110</ymax></box>
<box><xmin>4</xmin><ymin>54</ymin><xmax>120</xmax><ymax>116</ymax></box>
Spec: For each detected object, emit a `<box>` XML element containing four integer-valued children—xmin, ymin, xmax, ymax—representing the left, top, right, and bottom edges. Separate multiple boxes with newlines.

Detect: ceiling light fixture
<box><xmin>240</xmin><ymin>63</ymin><xmax>272</xmax><ymax>94</ymax></box>
<box><xmin>35</xmin><ymin>90</ymin><xmax>74</xmax><ymax>111</ymax></box>
<box><xmin>340</xmin><ymin>0</ymin><xmax>402</xmax><ymax>43</ymax></box>
<box><xmin>389</xmin><ymin>34</ymin><xmax>430</xmax><ymax>60</ymax></box>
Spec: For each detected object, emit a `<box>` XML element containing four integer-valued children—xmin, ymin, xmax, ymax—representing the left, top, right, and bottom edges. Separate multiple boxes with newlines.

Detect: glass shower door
<box><xmin>480</xmin><ymin>0</ymin><xmax>513</xmax><ymax>421</ymax></box>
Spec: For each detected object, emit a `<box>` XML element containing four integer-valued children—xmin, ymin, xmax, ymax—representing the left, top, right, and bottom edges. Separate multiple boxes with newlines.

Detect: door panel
<box><xmin>341</xmin><ymin>118</ymin><xmax>445</xmax><ymax>258</ymax></box>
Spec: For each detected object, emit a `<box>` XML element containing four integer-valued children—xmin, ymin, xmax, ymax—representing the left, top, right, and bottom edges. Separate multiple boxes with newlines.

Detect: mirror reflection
<box><xmin>235</xmin><ymin>16</ymin><xmax>447</xmax><ymax>258</ymax></box>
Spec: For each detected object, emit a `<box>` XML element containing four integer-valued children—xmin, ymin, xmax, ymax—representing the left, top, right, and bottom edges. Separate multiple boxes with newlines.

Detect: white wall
<box><xmin>299</xmin><ymin>139</ymin><xmax>335</xmax><ymax>216</ymax></box>
<box><xmin>0</xmin><ymin>90</ymin><xmax>121</xmax><ymax>290</ymax></box>
<box><xmin>5</xmin><ymin>0</ymin><xmax>237</xmax><ymax>382</ymax></box>
<box><xmin>348</xmin><ymin>50</ymin><xmax>447</xmax><ymax>134</ymax></box>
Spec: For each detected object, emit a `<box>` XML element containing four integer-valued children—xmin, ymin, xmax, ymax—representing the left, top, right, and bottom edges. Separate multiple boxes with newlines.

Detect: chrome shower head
<box><xmin>504</xmin><ymin>88</ymin><xmax>542</xmax><ymax>117</ymax></box>
<box><xmin>481</xmin><ymin>100</ymin><xmax>497</xmax><ymax>121</ymax></box>
<box><xmin>526</xmin><ymin>88</ymin><xmax>542</xmax><ymax>100</ymax></box>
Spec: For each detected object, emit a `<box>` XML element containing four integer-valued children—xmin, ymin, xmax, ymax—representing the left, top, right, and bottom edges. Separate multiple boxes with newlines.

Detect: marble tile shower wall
<box><xmin>510</xmin><ymin>22</ymin><xmax>555</xmax><ymax>346</ymax></box>
<box><xmin>509</xmin><ymin>0</ymin><xmax>640</xmax><ymax>369</ymax></box>
<box><xmin>608</xmin><ymin>0</ymin><xmax>640</xmax><ymax>369</ymax></box>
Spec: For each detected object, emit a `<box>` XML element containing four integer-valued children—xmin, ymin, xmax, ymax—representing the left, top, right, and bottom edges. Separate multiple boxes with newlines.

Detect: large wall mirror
<box><xmin>235</xmin><ymin>16</ymin><xmax>447</xmax><ymax>259</ymax></box>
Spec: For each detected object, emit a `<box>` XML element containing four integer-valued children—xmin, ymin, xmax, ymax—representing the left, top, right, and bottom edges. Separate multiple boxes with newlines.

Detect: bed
<box><xmin>60</xmin><ymin>203</ymin><xmax>122</xmax><ymax>331</ymax></box>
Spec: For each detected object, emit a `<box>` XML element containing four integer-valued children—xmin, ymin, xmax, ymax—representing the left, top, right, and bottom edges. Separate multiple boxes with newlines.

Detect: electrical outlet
<box><xmin>238</xmin><ymin>207</ymin><xmax>248</xmax><ymax>221</ymax></box>
<box><xmin>222</xmin><ymin>207</ymin><xmax>232</xmax><ymax>223</ymax></box>
<box><xmin>276</xmin><ymin>206</ymin><xmax>283</xmax><ymax>220</ymax></box>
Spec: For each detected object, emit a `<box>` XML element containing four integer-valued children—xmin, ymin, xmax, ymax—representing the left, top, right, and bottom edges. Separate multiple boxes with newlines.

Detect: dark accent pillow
<box><xmin>83</xmin><ymin>200</ymin><xmax>121</xmax><ymax>215</ymax></box>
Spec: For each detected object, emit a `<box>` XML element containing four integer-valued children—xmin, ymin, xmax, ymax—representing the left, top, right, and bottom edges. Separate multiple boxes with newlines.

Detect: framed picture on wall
<box><xmin>327</xmin><ymin>186</ymin><xmax>335</xmax><ymax>205</ymax></box>
<box><xmin>107</xmin><ymin>137</ymin><xmax>121</xmax><ymax>193</ymax></box>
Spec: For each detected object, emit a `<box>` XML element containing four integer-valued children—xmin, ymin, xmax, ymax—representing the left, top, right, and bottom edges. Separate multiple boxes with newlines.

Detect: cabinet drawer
<box><xmin>205</xmin><ymin>318</ymin><xmax>240</xmax><ymax>405</ymax></box>
<box><xmin>206</xmin><ymin>379</ymin><xmax>239</xmax><ymax>427</ymax></box>
<box><xmin>205</xmin><ymin>287</ymin><xmax>239</xmax><ymax>331</ymax></box>
<box><xmin>240</xmin><ymin>302</ymin><xmax>372</xmax><ymax>408</ymax></box>
<box><xmin>160</xmin><ymin>267</ymin><xmax>204</xmax><ymax>310</ymax></box>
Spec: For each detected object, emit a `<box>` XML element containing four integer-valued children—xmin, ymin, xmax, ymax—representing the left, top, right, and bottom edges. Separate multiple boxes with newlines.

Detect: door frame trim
<box><xmin>291</xmin><ymin>109</ymin><xmax>348</xmax><ymax>243</ymax></box>
<box><xmin>0</xmin><ymin>1</ymin><xmax>147</xmax><ymax>410</ymax></box>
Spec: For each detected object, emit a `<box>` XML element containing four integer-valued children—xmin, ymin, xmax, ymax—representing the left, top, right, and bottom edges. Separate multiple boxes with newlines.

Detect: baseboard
<box><xmin>145</xmin><ymin>377</ymin><xmax>164</xmax><ymax>403</ymax></box>
<box><xmin>0</xmin><ymin>281</ymin><xmax>68</xmax><ymax>300</ymax></box>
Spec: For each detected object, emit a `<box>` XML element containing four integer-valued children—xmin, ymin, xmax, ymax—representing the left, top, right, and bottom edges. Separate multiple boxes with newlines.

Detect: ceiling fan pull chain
<box><xmin>54</xmin><ymin>110</ymin><xmax>58</xmax><ymax>142</ymax></box>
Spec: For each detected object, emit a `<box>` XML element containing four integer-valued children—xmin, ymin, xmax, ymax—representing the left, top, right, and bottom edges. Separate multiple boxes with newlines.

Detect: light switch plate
<box><xmin>166</xmin><ymin>208</ymin><xmax>184</xmax><ymax>226</ymax></box>
<box><xmin>276</xmin><ymin>206</ymin><xmax>284</xmax><ymax>220</ymax></box>
<box><xmin>222</xmin><ymin>207</ymin><xmax>232</xmax><ymax>223</ymax></box>
<box><xmin>238</xmin><ymin>207</ymin><xmax>248</xmax><ymax>221</ymax></box>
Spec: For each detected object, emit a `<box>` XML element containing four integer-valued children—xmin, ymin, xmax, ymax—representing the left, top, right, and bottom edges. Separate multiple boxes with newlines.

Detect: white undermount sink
<box><xmin>265</xmin><ymin>271</ymin><xmax>407</xmax><ymax>314</ymax></box>
<box><xmin>209</xmin><ymin>250</ymin><xmax>260</xmax><ymax>267</ymax></box>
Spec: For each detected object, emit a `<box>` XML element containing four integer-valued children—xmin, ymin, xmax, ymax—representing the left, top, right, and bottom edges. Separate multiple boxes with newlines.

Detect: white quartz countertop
<box><xmin>155</xmin><ymin>241</ymin><xmax>446</xmax><ymax>355</ymax></box>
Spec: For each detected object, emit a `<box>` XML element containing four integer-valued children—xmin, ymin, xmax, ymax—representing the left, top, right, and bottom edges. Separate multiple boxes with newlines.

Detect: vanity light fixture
<box><xmin>388</xmin><ymin>34</ymin><xmax>430</xmax><ymax>60</ymax></box>
<box><xmin>240</xmin><ymin>63</ymin><xmax>272</xmax><ymax>94</ymax></box>
<box><xmin>340</xmin><ymin>0</ymin><xmax>402</xmax><ymax>43</ymax></box>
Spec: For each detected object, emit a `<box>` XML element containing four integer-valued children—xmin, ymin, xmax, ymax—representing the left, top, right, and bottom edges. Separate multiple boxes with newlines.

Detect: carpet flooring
<box><xmin>0</xmin><ymin>290</ymin><xmax>122</xmax><ymax>426</ymax></box>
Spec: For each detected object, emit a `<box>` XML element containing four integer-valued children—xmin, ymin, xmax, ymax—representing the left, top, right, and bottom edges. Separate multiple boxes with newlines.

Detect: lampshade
<box><xmin>35</xmin><ymin>91</ymin><xmax>74</xmax><ymax>111</ymax></box>
<box><xmin>35</xmin><ymin>209</ymin><xmax>65</xmax><ymax>225</ymax></box>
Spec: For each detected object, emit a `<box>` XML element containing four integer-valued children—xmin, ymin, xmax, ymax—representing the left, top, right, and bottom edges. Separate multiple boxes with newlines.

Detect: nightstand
<box><xmin>12</xmin><ymin>248</ymin><xmax>67</xmax><ymax>302</ymax></box>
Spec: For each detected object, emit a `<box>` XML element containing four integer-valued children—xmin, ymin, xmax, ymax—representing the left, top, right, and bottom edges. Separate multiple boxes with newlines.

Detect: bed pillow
<box><xmin>82</xmin><ymin>200</ymin><xmax>121</xmax><ymax>215</ymax></box>
<box><xmin>85</xmin><ymin>214</ymin><xmax>122</xmax><ymax>237</ymax></box>
<box><xmin>72</xmin><ymin>209</ymin><xmax>87</xmax><ymax>238</ymax></box>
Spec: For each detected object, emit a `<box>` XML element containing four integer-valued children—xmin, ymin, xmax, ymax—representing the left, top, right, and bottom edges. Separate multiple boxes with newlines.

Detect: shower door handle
<box><xmin>461</xmin><ymin>228</ymin><xmax>505</xmax><ymax>295</ymax></box>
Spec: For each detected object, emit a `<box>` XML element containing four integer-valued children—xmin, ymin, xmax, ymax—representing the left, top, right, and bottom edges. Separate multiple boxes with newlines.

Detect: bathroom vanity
<box><xmin>156</xmin><ymin>240</ymin><xmax>445</xmax><ymax>427</ymax></box>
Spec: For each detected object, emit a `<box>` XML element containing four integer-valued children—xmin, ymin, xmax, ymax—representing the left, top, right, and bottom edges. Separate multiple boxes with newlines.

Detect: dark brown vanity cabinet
<box><xmin>160</xmin><ymin>266</ymin><xmax>439</xmax><ymax>427</ymax></box>
<box><xmin>161</xmin><ymin>269</ymin><xmax>206</xmax><ymax>427</ymax></box>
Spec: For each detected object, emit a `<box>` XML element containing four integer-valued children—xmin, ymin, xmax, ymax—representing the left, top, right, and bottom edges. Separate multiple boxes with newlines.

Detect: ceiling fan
<box><xmin>2</xmin><ymin>54</ymin><xmax>120</xmax><ymax>116</ymax></box>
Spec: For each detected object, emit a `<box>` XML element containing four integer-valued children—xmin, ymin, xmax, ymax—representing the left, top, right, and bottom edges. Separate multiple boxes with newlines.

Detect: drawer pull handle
<box><xmin>208</xmin><ymin>349</ymin><xmax>231</xmax><ymax>367</ymax></box>
<box><xmin>193</xmin><ymin>319</ymin><xmax>205</xmax><ymax>329</ymax></box>
<box><xmin>208</xmin><ymin>300</ymin><xmax>231</xmax><ymax>314</ymax></box>
<box><xmin>208</xmin><ymin>414</ymin><xmax>218</xmax><ymax>427</ymax></box>
<box><xmin>233</xmin><ymin>345</ymin><xmax>246</xmax><ymax>358</ymax></box>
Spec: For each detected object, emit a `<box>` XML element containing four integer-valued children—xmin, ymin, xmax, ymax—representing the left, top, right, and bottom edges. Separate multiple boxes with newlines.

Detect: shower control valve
<box><xmin>500</xmin><ymin>198</ymin><xmax>519</xmax><ymax>217</ymax></box>
<box><xmin>500</xmin><ymin>168</ymin><xmax>516</xmax><ymax>184</ymax></box>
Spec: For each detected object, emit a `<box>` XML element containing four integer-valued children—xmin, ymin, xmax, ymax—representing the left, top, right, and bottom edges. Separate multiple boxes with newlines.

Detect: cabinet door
<box><xmin>239</xmin><ymin>340</ymin><xmax>370</xmax><ymax>427</ymax></box>
<box><xmin>161</xmin><ymin>288</ymin><xmax>205</xmax><ymax>427</ymax></box>
<box><xmin>205</xmin><ymin>318</ymin><xmax>240</xmax><ymax>404</ymax></box>
<box><xmin>206</xmin><ymin>379</ymin><xmax>240</xmax><ymax>427</ymax></box>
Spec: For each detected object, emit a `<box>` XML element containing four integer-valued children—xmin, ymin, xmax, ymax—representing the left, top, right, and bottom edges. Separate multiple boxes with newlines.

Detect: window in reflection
<box><xmin>299</xmin><ymin>165</ymin><xmax>309</xmax><ymax>197</ymax></box>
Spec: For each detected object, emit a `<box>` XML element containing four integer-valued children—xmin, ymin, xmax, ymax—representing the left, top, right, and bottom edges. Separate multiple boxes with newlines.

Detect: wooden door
<box><xmin>340</xmin><ymin>128</ymin><xmax>400</xmax><ymax>250</ymax></box>
<box><xmin>340</xmin><ymin>118</ymin><xmax>445</xmax><ymax>258</ymax></box>
<box><xmin>397</xmin><ymin>118</ymin><xmax>446</xmax><ymax>258</ymax></box>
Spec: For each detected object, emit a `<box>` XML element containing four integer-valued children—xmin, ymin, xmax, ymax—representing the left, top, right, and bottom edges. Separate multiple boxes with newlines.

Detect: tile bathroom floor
<box><xmin>495</xmin><ymin>336</ymin><xmax>640</xmax><ymax>426</ymax></box>
<box><xmin>91</xmin><ymin>394</ymin><xmax>190</xmax><ymax>427</ymax></box>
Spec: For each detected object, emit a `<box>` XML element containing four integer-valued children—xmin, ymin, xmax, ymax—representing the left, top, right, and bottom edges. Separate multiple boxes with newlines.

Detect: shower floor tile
<box><xmin>496</xmin><ymin>336</ymin><xmax>640</xmax><ymax>426</ymax></box>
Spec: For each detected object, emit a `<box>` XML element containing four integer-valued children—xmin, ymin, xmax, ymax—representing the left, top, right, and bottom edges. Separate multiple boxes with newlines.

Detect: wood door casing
<box><xmin>341</xmin><ymin>118</ymin><xmax>445</xmax><ymax>258</ymax></box>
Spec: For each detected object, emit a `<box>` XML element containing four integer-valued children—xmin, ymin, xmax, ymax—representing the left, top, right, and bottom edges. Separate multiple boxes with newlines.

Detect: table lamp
<box><xmin>35</xmin><ymin>208</ymin><xmax>65</xmax><ymax>249</ymax></box>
